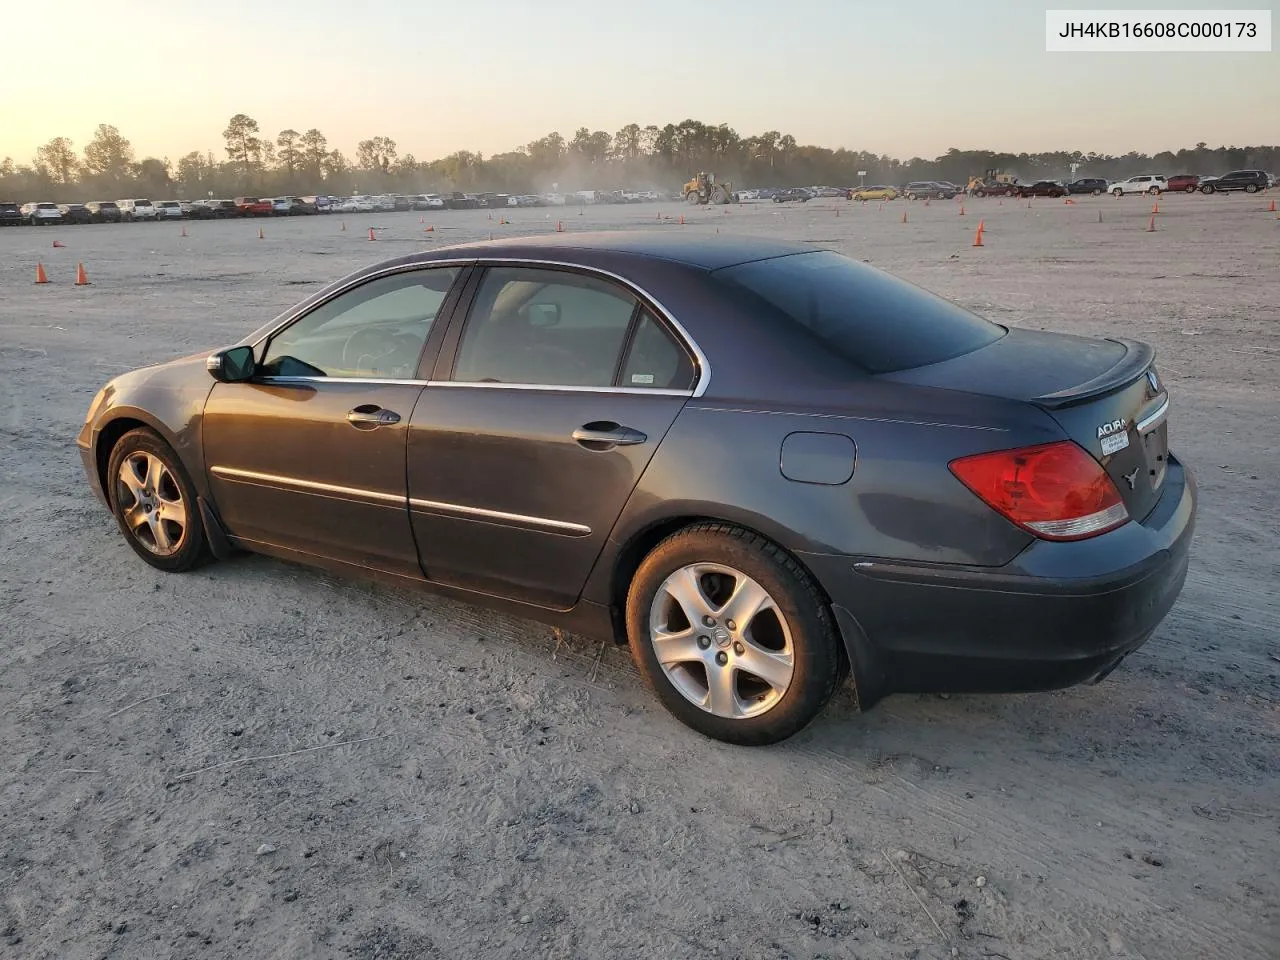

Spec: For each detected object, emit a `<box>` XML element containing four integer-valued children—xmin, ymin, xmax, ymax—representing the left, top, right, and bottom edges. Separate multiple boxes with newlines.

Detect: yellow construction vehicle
<box><xmin>683</xmin><ymin>171</ymin><xmax>734</xmax><ymax>205</ymax></box>
<box><xmin>966</xmin><ymin>170</ymin><xmax>1020</xmax><ymax>197</ymax></box>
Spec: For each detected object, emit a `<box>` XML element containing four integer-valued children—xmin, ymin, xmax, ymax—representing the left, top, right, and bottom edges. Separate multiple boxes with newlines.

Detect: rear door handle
<box><xmin>347</xmin><ymin>404</ymin><xmax>401</xmax><ymax>427</ymax></box>
<box><xmin>572</xmin><ymin>421</ymin><xmax>647</xmax><ymax>449</ymax></box>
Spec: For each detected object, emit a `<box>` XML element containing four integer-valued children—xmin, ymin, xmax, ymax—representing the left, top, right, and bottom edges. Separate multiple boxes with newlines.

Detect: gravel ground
<box><xmin>1</xmin><ymin>193</ymin><xmax>1277</xmax><ymax>960</ymax></box>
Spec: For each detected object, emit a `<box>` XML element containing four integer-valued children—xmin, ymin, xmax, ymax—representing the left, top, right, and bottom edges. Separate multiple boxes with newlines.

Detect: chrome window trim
<box><xmin>243</xmin><ymin>255</ymin><xmax>712</xmax><ymax>398</ymax></box>
<box><xmin>209</xmin><ymin>465</ymin><xmax>405</xmax><ymax>506</ymax></box>
<box><xmin>257</xmin><ymin>375</ymin><xmax>429</xmax><ymax>387</ymax></box>
<box><xmin>249</xmin><ymin>376</ymin><xmax>691</xmax><ymax>397</ymax></box>
<box><xmin>1135</xmin><ymin>395</ymin><xmax>1169</xmax><ymax>435</ymax></box>
<box><xmin>424</xmin><ymin>381</ymin><xmax>692</xmax><ymax>397</ymax></box>
<box><xmin>408</xmin><ymin>497</ymin><xmax>591</xmax><ymax>536</ymax></box>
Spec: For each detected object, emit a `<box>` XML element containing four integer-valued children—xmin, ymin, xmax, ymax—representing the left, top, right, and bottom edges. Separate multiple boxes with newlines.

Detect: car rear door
<box><xmin>201</xmin><ymin>264</ymin><xmax>469</xmax><ymax>577</ymax></box>
<box><xmin>406</xmin><ymin>263</ymin><xmax>701</xmax><ymax>609</ymax></box>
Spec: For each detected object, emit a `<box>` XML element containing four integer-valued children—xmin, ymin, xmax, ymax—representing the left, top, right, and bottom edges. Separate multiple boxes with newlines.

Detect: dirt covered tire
<box><xmin>626</xmin><ymin>523</ymin><xmax>844</xmax><ymax>745</ymax></box>
<box><xmin>106</xmin><ymin>427</ymin><xmax>207</xmax><ymax>572</ymax></box>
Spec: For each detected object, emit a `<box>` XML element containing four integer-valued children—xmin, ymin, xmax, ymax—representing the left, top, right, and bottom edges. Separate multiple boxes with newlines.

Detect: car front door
<box><xmin>202</xmin><ymin>264</ymin><xmax>468</xmax><ymax>577</ymax></box>
<box><xmin>406</xmin><ymin>263</ymin><xmax>701</xmax><ymax>609</ymax></box>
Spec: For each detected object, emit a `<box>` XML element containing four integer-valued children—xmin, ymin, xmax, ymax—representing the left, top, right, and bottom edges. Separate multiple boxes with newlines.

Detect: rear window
<box><xmin>714</xmin><ymin>251</ymin><xmax>1005</xmax><ymax>374</ymax></box>
<box><xmin>135</xmin><ymin>199</ymin><xmax>152</xmax><ymax>205</ymax></box>
<box><xmin>100</xmin><ymin>202</ymin><xmax>119</xmax><ymax>209</ymax></box>
<box><xmin>37</xmin><ymin>203</ymin><xmax>57</xmax><ymax>209</ymax></box>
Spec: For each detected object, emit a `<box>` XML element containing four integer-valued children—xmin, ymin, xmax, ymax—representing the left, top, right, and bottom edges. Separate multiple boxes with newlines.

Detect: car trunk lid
<box><xmin>881</xmin><ymin>328</ymin><xmax>1171</xmax><ymax>521</ymax></box>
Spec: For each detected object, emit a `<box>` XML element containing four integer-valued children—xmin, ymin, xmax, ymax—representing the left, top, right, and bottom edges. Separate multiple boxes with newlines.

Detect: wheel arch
<box><xmin>601</xmin><ymin>512</ymin><xmax>861</xmax><ymax>704</ymax></box>
<box><xmin>599</xmin><ymin>510</ymin><xmax>847</xmax><ymax>645</ymax></box>
<box><xmin>94</xmin><ymin>410</ymin><xmax>172</xmax><ymax>500</ymax></box>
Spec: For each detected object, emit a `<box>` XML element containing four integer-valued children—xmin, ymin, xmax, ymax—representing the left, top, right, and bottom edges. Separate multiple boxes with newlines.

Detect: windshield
<box><xmin>714</xmin><ymin>251</ymin><xmax>1005</xmax><ymax>374</ymax></box>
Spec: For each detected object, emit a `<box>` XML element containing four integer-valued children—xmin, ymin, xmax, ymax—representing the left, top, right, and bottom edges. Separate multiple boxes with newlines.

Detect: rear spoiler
<box><xmin>1033</xmin><ymin>337</ymin><xmax>1155</xmax><ymax>409</ymax></box>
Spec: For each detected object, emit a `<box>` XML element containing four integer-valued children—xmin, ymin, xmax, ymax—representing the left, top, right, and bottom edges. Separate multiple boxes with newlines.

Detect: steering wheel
<box><xmin>342</xmin><ymin>327</ymin><xmax>408</xmax><ymax>376</ymax></box>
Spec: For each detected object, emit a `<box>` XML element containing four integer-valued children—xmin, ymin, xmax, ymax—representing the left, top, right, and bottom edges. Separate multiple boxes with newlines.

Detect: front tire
<box><xmin>1245</xmin><ymin>184</ymin><xmax>1259</xmax><ymax>194</ymax></box>
<box><xmin>1185</xmin><ymin>184</ymin><xmax>1196</xmax><ymax>194</ymax></box>
<box><xmin>1112</xmin><ymin>188</ymin><xmax>1124</xmax><ymax>197</ymax></box>
<box><xmin>106</xmin><ymin>428</ymin><xmax>207</xmax><ymax>572</ymax></box>
<box><xmin>626</xmin><ymin>523</ymin><xmax>843</xmax><ymax>745</ymax></box>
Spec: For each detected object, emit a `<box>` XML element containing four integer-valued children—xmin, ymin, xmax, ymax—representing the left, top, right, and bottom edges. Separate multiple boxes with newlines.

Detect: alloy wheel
<box><xmin>648</xmin><ymin>562</ymin><xmax>795</xmax><ymax>719</ymax></box>
<box><xmin>115</xmin><ymin>452</ymin><xmax>187</xmax><ymax>556</ymax></box>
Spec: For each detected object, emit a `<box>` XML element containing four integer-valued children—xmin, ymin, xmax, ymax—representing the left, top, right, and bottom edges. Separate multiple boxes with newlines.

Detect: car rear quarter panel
<box><xmin>586</xmin><ymin>382</ymin><xmax>1065</xmax><ymax>608</ymax></box>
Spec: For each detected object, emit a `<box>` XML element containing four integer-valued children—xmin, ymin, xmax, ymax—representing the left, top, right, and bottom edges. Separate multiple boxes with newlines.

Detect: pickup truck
<box><xmin>234</xmin><ymin>197</ymin><xmax>273</xmax><ymax>217</ymax></box>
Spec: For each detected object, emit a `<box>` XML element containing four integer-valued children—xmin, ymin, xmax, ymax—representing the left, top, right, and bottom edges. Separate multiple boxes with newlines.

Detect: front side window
<box><xmin>261</xmin><ymin>267</ymin><xmax>460</xmax><ymax>379</ymax></box>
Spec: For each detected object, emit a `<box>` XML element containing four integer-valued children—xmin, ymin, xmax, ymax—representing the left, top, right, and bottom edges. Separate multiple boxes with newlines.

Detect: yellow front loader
<box><xmin>683</xmin><ymin>172</ymin><xmax>734</xmax><ymax>205</ymax></box>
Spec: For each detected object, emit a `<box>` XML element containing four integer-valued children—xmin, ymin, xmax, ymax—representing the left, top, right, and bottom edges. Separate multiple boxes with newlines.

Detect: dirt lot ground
<box><xmin>1</xmin><ymin>193</ymin><xmax>1277</xmax><ymax>960</ymax></box>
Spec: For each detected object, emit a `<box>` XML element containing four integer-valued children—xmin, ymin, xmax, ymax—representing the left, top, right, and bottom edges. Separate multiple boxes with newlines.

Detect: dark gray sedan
<box><xmin>77</xmin><ymin>232</ymin><xmax>1196</xmax><ymax>744</ymax></box>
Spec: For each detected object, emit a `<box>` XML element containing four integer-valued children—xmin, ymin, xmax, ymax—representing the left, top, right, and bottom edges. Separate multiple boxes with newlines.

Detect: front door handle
<box><xmin>347</xmin><ymin>404</ymin><xmax>401</xmax><ymax>427</ymax></box>
<box><xmin>572</xmin><ymin>421</ymin><xmax>648</xmax><ymax>450</ymax></box>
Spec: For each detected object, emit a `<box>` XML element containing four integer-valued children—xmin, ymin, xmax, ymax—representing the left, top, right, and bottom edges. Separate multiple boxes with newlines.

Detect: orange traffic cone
<box><xmin>419</xmin><ymin>215</ymin><xmax>424</xmax><ymax>223</ymax></box>
<box><xmin>556</xmin><ymin>221</ymin><xmax>564</xmax><ymax>232</ymax></box>
<box><xmin>368</xmin><ymin>227</ymin><xmax>376</xmax><ymax>241</ymax></box>
<box><xmin>901</xmin><ymin>210</ymin><xmax>908</xmax><ymax>223</ymax></box>
<box><xmin>959</xmin><ymin>203</ymin><xmax>965</xmax><ymax>216</ymax></box>
<box><xmin>52</xmin><ymin>240</ymin><xmax>65</xmax><ymax>248</ymax></box>
<box><xmin>74</xmin><ymin>262</ymin><xmax>89</xmax><ymax>285</ymax></box>
<box><xmin>678</xmin><ymin>214</ymin><xmax>685</xmax><ymax>225</ymax></box>
<box><xmin>1147</xmin><ymin>214</ymin><xmax>1156</xmax><ymax>232</ymax></box>
<box><xmin>499</xmin><ymin>216</ymin><xmax>507</xmax><ymax>225</ymax></box>
<box><xmin>424</xmin><ymin>225</ymin><xmax>434</xmax><ymax>232</ymax></box>
<box><xmin>180</xmin><ymin>224</ymin><xmax>188</xmax><ymax>237</ymax></box>
<box><xmin>341</xmin><ymin>220</ymin><xmax>346</xmax><ymax>231</ymax></box>
<box><xmin>973</xmin><ymin>222</ymin><xmax>985</xmax><ymax>247</ymax></box>
<box><xmin>258</xmin><ymin>227</ymin><xmax>264</xmax><ymax>239</ymax></box>
<box><xmin>1269</xmin><ymin>199</ymin><xmax>1277</xmax><ymax>213</ymax></box>
<box><xmin>1152</xmin><ymin>201</ymin><xmax>1160</xmax><ymax>214</ymax></box>
<box><xmin>34</xmin><ymin>262</ymin><xmax>49</xmax><ymax>284</ymax></box>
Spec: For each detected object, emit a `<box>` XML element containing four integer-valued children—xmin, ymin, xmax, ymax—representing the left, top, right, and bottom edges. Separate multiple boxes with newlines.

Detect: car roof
<box><xmin>410</xmin><ymin>230</ymin><xmax>816</xmax><ymax>271</ymax></box>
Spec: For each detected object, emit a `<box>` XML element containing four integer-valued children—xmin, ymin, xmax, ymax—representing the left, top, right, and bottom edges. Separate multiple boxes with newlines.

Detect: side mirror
<box><xmin>207</xmin><ymin>345</ymin><xmax>256</xmax><ymax>383</ymax></box>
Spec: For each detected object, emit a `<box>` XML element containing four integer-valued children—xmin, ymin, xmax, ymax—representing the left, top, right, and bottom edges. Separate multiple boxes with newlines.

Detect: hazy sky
<box><xmin>3</xmin><ymin>0</ymin><xmax>1276</xmax><ymax>163</ymax></box>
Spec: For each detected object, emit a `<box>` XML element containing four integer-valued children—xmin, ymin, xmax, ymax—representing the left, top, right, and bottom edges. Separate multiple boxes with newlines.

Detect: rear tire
<box><xmin>1245</xmin><ymin>184</ymin><xmax>1259</xmax><ymax>194</ymax></box>
<box><xmin>1185</xmin><ymin>184</ymin><xmax>1196</xmax><ymax>194</ymax></box>
<box><xmin>1200</xmin><ymin>184</ymin><xmax>1214</xmax><ymax>194</ymax></box>
<box><xmin>626</xmin><ymin>523</ymin><xmax>843</xmax><ymax>745</ymax></box>
<box><xmin>106</xmin><ymin>428</ymin><xmax>207</xmax><ymax>573</ymax></box>
<box><xmin>1112</xmin><ymin>188</ymin><xmax>1124</xmax><ymax>197</ymax></box>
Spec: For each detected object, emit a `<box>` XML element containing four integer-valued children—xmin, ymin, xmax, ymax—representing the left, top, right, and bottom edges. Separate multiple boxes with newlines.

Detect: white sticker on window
<box><xmin>631</xmin><ymin>373</ymin><xmax>655</xmax><ymax>384</ymax></box>
<box><xmin>1101</xmin><ymin>431</ymin><xmax>1130</xmax><ymax>456</ymax></box>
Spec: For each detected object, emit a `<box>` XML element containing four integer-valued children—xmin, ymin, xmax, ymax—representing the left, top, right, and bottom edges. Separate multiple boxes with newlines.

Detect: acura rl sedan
<box><xmin>77</xmin><ymin>232</ymin><xmax>1196</xmax><ymax>744</ymax></box>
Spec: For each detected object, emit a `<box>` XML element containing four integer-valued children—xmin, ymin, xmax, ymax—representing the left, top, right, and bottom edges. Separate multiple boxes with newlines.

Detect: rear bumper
<box><xmin>802</xmin><ymin>455</ymin><xmax>1196</xmax><ymax>698</ymax></box>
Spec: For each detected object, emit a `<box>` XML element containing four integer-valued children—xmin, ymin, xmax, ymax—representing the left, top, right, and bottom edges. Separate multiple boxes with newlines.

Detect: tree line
<box><xmin>3</xmin><ymin>114</ymin><xmax>1277</xmax><ymax>201</ymax></box>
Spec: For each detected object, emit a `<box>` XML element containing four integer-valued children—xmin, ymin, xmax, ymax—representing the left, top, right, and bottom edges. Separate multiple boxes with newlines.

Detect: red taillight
<box><xmin>949</xmin><ymin>441</ymin><xmax>1129</xmax><ymax>541</ymax></box>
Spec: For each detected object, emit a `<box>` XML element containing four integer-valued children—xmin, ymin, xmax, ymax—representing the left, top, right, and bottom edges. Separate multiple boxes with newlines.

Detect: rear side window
<box><xmin>714</xmin><ymin>251</ymin><xmax>1004</xmax><ymax>374</ymax></box>
<box><xmin>452</xmin><ymin>267</ymin><xmax>695</xmax><ymax>390</ymax></box>
<box><xmin>453</xmin><ymin>267</ymin><xmax>637</xmax><ymax>387</ymax></box>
